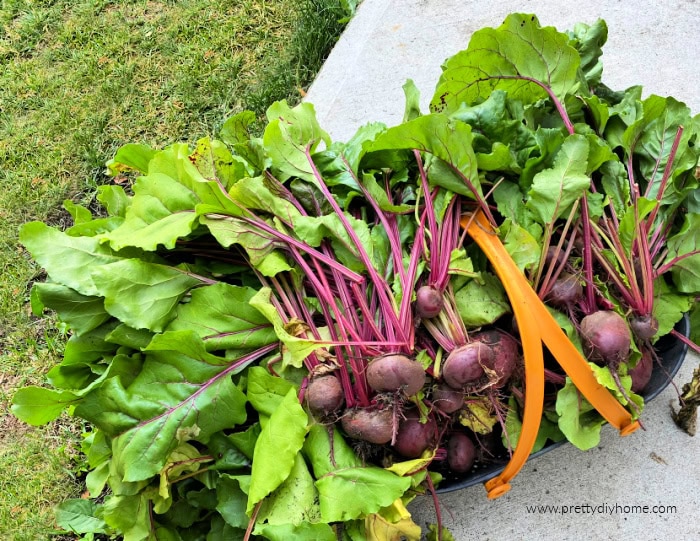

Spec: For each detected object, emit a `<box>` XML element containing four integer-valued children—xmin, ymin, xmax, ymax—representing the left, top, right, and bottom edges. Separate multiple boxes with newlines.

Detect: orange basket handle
<box><xmin>461</xmin><ymin>211</ymin><xmax>639</xmax><ymax>499</ymax></box>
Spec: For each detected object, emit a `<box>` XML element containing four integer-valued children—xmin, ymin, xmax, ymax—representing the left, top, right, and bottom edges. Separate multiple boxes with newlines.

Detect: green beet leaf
<box><xmin>690</xmin><ymin>305</ymin><xmax>700</xmax><ymax>346</ymax></box>
<box><xmin>315</xmin><ymin>466</ymin><xmax>411</xmax><ymax>523</ymax></box>
<box><xmin>451</xmin><ymin>90</ymin><xmax>537</xmax><ymax>173</ymax></box>
<box><xmin>220</xmin><ymin>109</ymin><xmax>256</xmax><ymax>147</ymax></box>
<box><xmin>207</xmin><ymin>432</ymin><xmax>251</xmax><ymax>471</ymax></box>
<box><xmin>32</xmin><ymin>282</ymin><xmax>111</xmax><ymax>336</ymax></box>
<box><xmin>103</xmin><ymin>493</ymin><xmax>151</xmax><ymax>541</ymax></box>
<box><xmin>555</xmin><ymin>378</ymin><xmax>606</xmax><ymax>450</ymax></box>
<box><xmin>59</xmin><ymin>355</ymin><xmax>144</xmax><ymax>430</ymax></box>
<box><xmin>103</xmin><ymin>142</ymin><xmax>245</xmax><ymax>252</ymax></box>
<box><xmin>653</xmin><ymin>278</ymin><xmax>693</xmax><ymax>339</ymax></box>
<box><xmin>97</xmin><ymin>184</ymin><xmax>132</xmax><ymax>218</ymax></box>
<box><xmin>525</xmin><ymin>134</ymin><xmax>591</xmax><ymax>226</ymax></box>
<box><xmin>599</xmin><ymin>160</ymin><xmax>631</xmax><ymax>219</ymax></box>
<box><xmin>255</xmin><ymin>453</ymin><xmax>321</xmax><ymax>527</ymax></box>
<box><xmin>665</xmin><ymin>214</ymin><xmax>700</xmax><ymax>293</ymax></box>
<box><xmin>207</xmin><ymin>515</ymin><xmax>246</xmax><ymax>541</ymax></box>
<box><xmin>588</xmin><ymin>363</ymin><xmax>643</xmax><ymax>413</ymax></box>
<box><xmin>368</xmin><ymin>113</ymin><xmax>480</xmax><ymax>199</ymax></box>
<box><xmin>106</xmin><ymin>142</ymin><xmax>156</xmax><ymax>175</ymax></box>
<box><xmin>256</xmin><ymin>523</ymin><xmax>337</xmax><ymax>541</ymax></box>
<box><xmin>105</xmin><ymin>324</ymin><xmax>154</xmax><ymax>350</ymax></box>
<box><xmin>566</xmin><ymin>19</ymin><xmax>607</xmax><ymax>88</ymax></box>
<box><xmin>145</xmin><ymin>330</ymin><xmax>234</xmax><ymax>368</ymax></box>
<box><xmin>167</xmin><ymin>282</ymin><xmax>276</xmax><ymax>351</ymax></box>
<box><xmin>263</xmin><ymin>100</ymin><xmax>331</xmax><ymax>182</ymax></box>
<box><xmin>293</xmin><ymin>212</ymin><xmax>375</xmax><ymax>274</ymax></box>
<box><xmin>246</xmin><ymin>366</ymin><xmax>295</xmax><ymax>420</ymax></box>
<box><xmin>189</xmin><ymin>137</ymin><xmax>250</xmax><ymax>189</ymax></box>
<box><xmin>11</xmin><ymin>386</ymin><xmax>79</xmax><ymax>426</ymax></box>
<box><xmin>303</xmin><ymin>424</ymin><xmax>362</xmax><ymax>479</ymax></box>
<box><xmin>201</xmin><ymin>215</ymin><xmax>294</xmax><ymax>277</ymax></box>
<box><xmin>618</xmin><ymin>197</ymin><xmax>657</xmax><ymax>255</ymax></box>
<box><xmin>102</xmin><ymin>172</ymin><xmax>200</xmax><ymax>251</ymax></box>
<box><xmin>229</xmin><ymin>423</ymin><xmax>262</xmax><ymax>461</ymax></box>
<box><xmin>402</xmin><ymin>79</ymin><xmax>422</xmax><ymax>122</ymax></box>
<box><xmin>63</xmin><ymin>199</ymin><xmax>92</xmax><ymax>225</ymax></box>
<box><xmin>229</xmin><ymin>175</ymin><xmax>304</xmax><ymax>223</ymax></box>
<box><xmin>216</xmin><ymin>474</ymin><xmax>250</xmax><ymax>529</ymax></box>
<box><xmin>431</xmin><ymin>13</ymin><xmax>580</xmax><ymax>114</ymax></box>
<box><xmin>46</xmin><ymin>322</ymin><xmax>121</xmax><ymax>391</ymax></box>
<box><xmin>519</xmin><ymin>128</ymin><xmax>566</xmax><ymax>190</ymax></box>
<box><xmin>87</xmin><ymin>339</ymin><xmax>250</xmax><ymax>481</ymax></box>
<box><xmin>621</xmin><ymin>95</ymin><xmax>698</xmax><ymax>200</ymax></box>
<box><xmin>19</xmin><ymin>221</ymin><xmax>121</xmax><ymax>297</ymax></box>
<box><xmin>247</xmin><ymin>388</ymin><xmax>309</xmax><ymax>514</ymax></box>
<box><xmin>503</xmin><ymin>395</ymin><xmax>566</xmax><ymax>453</ymax></box>
<box><xmin>454</xmin><ymin>273</ymin><xmax>511</xmax><ymax>327</ymax></box>
<box><xmin>55</xmin><ymin>499</ymin><xmax>109</xmax><ymax>535</ymax></box>
<box><xmin>500</xmin><ymin>219</ymin><xmax>541</xmax><ymax>272</ymax></box>
<box><xmin>89</xmin><ymin>259</ymin><xmax>204</xmax><ymax>332</ymax></box>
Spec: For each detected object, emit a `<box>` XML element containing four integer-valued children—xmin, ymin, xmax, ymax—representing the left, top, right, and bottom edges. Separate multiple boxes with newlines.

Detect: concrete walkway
<box><xmin>305</xmin><ymin>2</ymin><xmax>700</xmax><ymax>539</ymax></box>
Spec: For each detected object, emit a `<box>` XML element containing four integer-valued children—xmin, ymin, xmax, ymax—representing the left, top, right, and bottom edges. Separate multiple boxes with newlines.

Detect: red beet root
<box><xmin>630</xmin><ymin>314</ymin><xmax>659</xmax><ymax>342</ymax></box>
<box><xmin>629</xmin><ymin>348</ymin><xmax>653</xmax><ymax>394</ymax></box>
<box><xmin>415</xmin><ymin>285</ymin><xmax>444</xmax><ymax>318</ymax></box>
<box><xmin>366</xmin><ymin>354</ymin><xmax>426</xmax><ymax>396</ymax></box>
<box><xmin>305</xmin><ymin>375</ymin><xmax>345</xmax><ymax>417</ymax></box>
<box><xmin>580</xmin><ymin>310</ymin><xmax>631</xmax><ymax>369</ymax></box>
<box><xmin>442</xmin><ymin>342</ymin><xmax>492</xmax><ymax>389</ymax></box>
<box><xmin>393</xmin><ymin>411</ymin><xmax>437</xmax><ymax>458</ymax></box>
<box><xmin>547</xmin><ymin>272</ymin><xmax>583</xmax><ymax>307</ymax></box>
<box><xmin>432</xmin><ymin>384</ymin><xmax>465</xmax><ymax>413</ymax></box>
<box><xmin>341</xmin><ymin>408</ymin><xmax>394</xmax><ymax>444</ymax></box>
<box><xmin>471</xmin><ymin>329</ymin><xmax>519</xmax><ymax>388</ymax></box>
<box><xmin>447</xmin><ymin>432</ymin><xmax>476</xmax><ymax>473</ymax></box>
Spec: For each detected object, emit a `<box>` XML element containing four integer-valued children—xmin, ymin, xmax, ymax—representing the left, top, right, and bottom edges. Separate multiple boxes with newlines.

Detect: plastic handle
<box><xmin>461</xmin><ymin>211</ymin><xmax>639</xmax><ymax>498</ymax></box>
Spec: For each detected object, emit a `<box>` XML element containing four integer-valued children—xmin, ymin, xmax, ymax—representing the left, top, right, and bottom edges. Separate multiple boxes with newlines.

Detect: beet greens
<box><xmin>11</xmin><ymin>13</ymin><xmax>699</xmax><ymax>540</ymax></box>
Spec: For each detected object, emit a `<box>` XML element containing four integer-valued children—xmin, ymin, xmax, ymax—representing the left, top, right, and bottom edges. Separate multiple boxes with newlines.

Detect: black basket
<box><xmin>435</xmin><ymin>313</ymin><xmax>690</xmax><ymax>493</ymax></box>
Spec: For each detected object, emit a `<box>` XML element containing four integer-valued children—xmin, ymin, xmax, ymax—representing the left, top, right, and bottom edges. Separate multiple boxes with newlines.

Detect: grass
<box><xmin>0</xmin><ymin>0</ymin><xmax>352</xmax><ymax>537</ymax></box>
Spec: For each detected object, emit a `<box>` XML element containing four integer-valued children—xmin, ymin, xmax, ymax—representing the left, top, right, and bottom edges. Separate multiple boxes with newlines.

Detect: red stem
<box><xmin>671</xmin><ymin>329</ymin><xmax>700</xmax><ymax>355</ymax></box>
<box><xmin>305</xmin><ymin>147</ymin><xmax>407</xmax><ymax>345</ymax></box>
<box><xmin>645</xmin><ymin>126</ymin><xmax>684</xmax><ymax>232</ymax></box>
<box><xmin>655</xmin><ymin>249</ymin><xmax>700</xmax><ymax>276</ymax></box>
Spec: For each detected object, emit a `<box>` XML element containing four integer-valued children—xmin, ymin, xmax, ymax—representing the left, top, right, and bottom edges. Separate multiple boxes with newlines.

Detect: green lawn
<box><xmin>0</xmin><ymin>0</ymin><xmax>351</xmax><ymax>537</ymax></box>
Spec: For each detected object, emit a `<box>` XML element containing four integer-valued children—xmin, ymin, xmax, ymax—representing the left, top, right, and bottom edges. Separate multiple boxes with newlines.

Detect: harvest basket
<box><xmin>436</xmin><ymin>312</ymin><xmax>689</xmax><ymax>493</ymax></box>
<box><xmin>11</xmin><ymin>12</ymin><xmax>699</xmax><ymax>540</ymax></box>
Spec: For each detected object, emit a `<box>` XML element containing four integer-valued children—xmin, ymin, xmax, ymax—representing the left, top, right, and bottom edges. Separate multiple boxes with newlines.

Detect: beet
<box><xmin>471</xmin><ymin>329</ymin><xmax>519</xmax><ymax>388</ymax></box>
<box><xmin>580</xmin><ymin>310</ymin><xmax>631</xmax><ymax>368</ymax></box>
<box><xmin>629</xmin><ymin>348</ymin><xmax>653</xmax><ymax>394</ymax></box>
<box><xmin>547</xmin><ymin>272</ymin><xmax>583</xmax><ymax>307</ymax></box>
<box><xmin>305</xmin><ymin>375</ymin><xmax>345</xmax><ymax>417</ymax></box>
<box><xmin>442</xmin><ymin>342</ymin><xmax>492</xmax><ymax>389</ymax></box>
<box><xmin>545</xmin><ymin>246</ymin><xmax>567</xmax><ymax>268</ymax></box>
<box><xmin>415</xmin><ymin>285</ymin><xmax>443</xmax><ymax>318</ymax></box>
<box><xmin>393</xmin><ymin>411</ymin><xmax>437</xmax><ymax>458</ymax></box>
<box><xmin>366</xmin><ymin>354</ymin><xmax>426</xmax><ymax>396</ymax></box>
<box><xmin>341</xmin><ymin>408</ymin><xmax>394</xmax><ymax>444</ymax></box>
<box><xmin>446</xmin><ymin>432</ymin><xmax>476</xmax><ymax>473</ymax></box>
<box><xmin>630</xmin><ymin>314</ymin><xmax>659</xmax><ymax>342</ymax></box>
<box><xmin>432</xmin><ymin>384</ymin><xmax>465</xmax><ymax>413</ymax></box>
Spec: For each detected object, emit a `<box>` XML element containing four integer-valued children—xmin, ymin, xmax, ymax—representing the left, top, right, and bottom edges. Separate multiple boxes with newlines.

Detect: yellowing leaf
<box><xmin>250</xmin><ymin>287</ymin><xmax>330</xmax><ymax>368</ymax></box>
<box><xmin>366</xmin><ymin>509</ymin><xmax>422</xmax><ymax>541</ymax></box>
<box><xmin>385</xmin><ymin>450</ymin><xmax>435</xmax><ymax>477</ymax></box>
<box><xmin>458</xmin><ymin>396</ymin><xmax>499</xmax><ymax>434</ymax></box>
<box><xmin>158</xmin><ymin>443</ymin><xmax>205</xmax><ymax>500</ymax></box>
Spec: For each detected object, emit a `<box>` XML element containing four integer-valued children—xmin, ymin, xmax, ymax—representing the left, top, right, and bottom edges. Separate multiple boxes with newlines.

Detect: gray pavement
<box><xmin>305</xmin><ymin>1</ymin><xmax>700</xmax><ymax>539</ymax></box>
